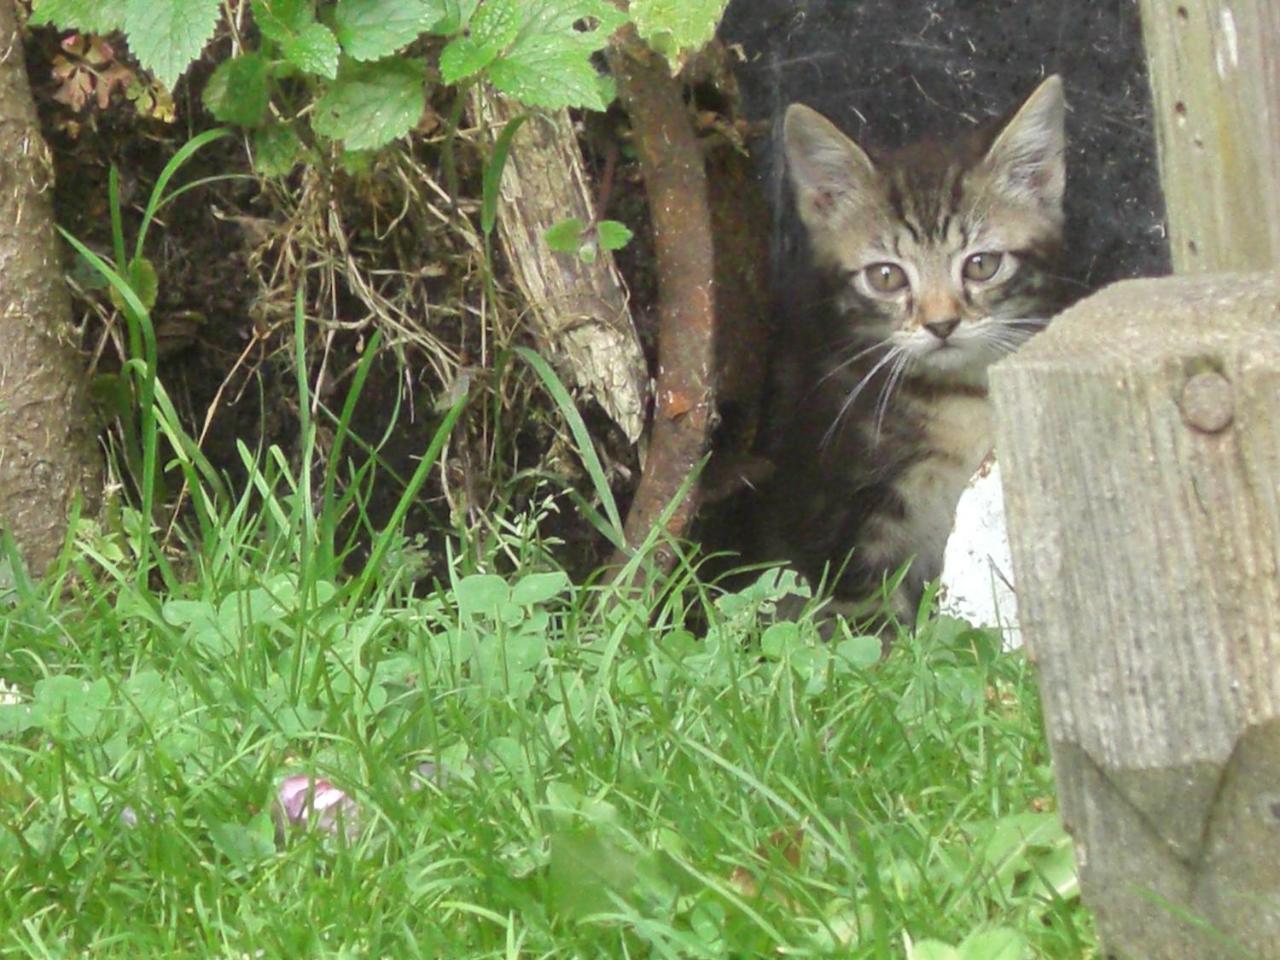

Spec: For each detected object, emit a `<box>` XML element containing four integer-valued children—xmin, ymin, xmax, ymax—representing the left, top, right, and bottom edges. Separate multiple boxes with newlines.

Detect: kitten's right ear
<box><xmin>784</xmin><ymin>104</ymin><xmax>878</xmax><ymax>225</ymax></box>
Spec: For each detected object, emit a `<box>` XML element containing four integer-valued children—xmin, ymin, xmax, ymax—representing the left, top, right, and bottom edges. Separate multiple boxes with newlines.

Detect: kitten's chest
<box><xmin>892</xmin><ymin>389</ymin><xmax>993</xmax><ymax>572</ymax></box>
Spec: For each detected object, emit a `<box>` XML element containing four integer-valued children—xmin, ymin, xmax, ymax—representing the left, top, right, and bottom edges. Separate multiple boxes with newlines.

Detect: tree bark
<box><xmin>0</xmin><ymin>0</ymin><xmax>101</xmax><ymax>575</ymax></box>
<box><xmin>472</xmin><ymin>90</ymin><xmax>649</xmax><ymax>443</ymax></box>
<box><xmin>607</xmin><ymin>28</ymin><xmax>716</xmax><ymax>571</ymax></box>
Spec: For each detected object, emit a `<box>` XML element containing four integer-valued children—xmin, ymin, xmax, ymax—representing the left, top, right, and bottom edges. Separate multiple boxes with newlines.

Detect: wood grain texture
<box><xmin>1139</xmin><ymin>0</ymin><xmax>1280</xmax><ymax>272</ymax></box>
<box><xmin>472</xmin><ymin>90</ymin><xmax>648</xmax><ymax>442</ymax></box>
<box><xmin>991</xmin><ymin>273</ymin><xmax>1280</xmax><ymax>959</ymax></box>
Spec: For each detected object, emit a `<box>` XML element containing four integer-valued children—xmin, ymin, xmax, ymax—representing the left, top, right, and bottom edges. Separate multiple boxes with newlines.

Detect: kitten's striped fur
<box><xmin>751</xmin><ymin>76</ymin><xmax>1067</xmax><ymax>623</ymax></box>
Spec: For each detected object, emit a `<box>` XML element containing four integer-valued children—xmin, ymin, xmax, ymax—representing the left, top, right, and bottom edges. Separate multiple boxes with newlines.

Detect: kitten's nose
<box><xmin>925</xmin><ymin>318</ymin><xmax>961</xmax><ymax>341</ymax></box>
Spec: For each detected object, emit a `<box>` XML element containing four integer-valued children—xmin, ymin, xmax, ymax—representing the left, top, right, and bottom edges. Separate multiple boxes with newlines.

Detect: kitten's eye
<box><xmin>865</xmin><ymin>262</ymin><xmax>908</xmax><ymax>294</ymax></box>
<box><xmin>963</xmin><ymin>252</ymin><xmax>1003</xmax><ymax>282</ymax></box>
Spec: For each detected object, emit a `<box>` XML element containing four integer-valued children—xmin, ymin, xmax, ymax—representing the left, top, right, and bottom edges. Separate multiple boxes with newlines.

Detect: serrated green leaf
<box><xmin>628</xmin><ymin>0</ymin><xmax>729</xmax><ymax>63</ymax></box>
<box><xmin>429</xmin><ymin>0</ymin><xmax>479</xmax><ymax>35</ymax></box>
<box><xmin>202</xmin><ymin>53</ymin><xmax>271</xmax><ymax>127</ymax></box>
<box><xmin>334</xmin><ymin>0</ymin><xmax>443</xmax><ymax>61</ymax></box>
<box><xmin>250</xmin><ymin>0</ymin><xmax>311</xmax><ymax>44</ymax></box>
<box><xmin>282</xmin><ymin>22</ymin><xmax>340</xmax><ymax>78</ymax></box>
<box><xmin>124</xmin><ymin>0</ymin><xmax>222</xmax><ymax>91</ymax></box>
<box><xmin>595</xmin><ymin>219</ymin><xmax>632</xmax><ymax>251</ymax></box>
<box><xmin>545</xmin><ymin>217</ymin><xmax>585</xmax><ymax>253</ymax></box>
<box><xmin>253</xmin><ymin>124</ymin><xmax>306</xmax><ymax>176</ymax></box>
<box><xmin>438</xmin><ymin>0</ymin><xmax>521</xmax><ymax>83</ymax></box>
<box><xmin>310</xmin><ymin>57</ymin><xmax>427</xmax><ymax>151</ymax></box>
<box><xmin>31</xmin><ymin>0</ymin><xmax>127</xmax><ymax>32</ymax></box>
<box><xmin>488</xmin><ymin>33</ymin><xmax>607</xmax><ymax>110</ymax></box>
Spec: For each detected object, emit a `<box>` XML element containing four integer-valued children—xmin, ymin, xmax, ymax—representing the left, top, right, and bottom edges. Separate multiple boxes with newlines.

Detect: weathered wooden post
<box><xmin>991</xmin><ymin>276</ymin><xmax>1280</xmax><ymax>958</ymax></box>
<box><xmin>1137</xmin><ymin>0</ymin><xmax>1280</xmax><ymax>273</ymax></box>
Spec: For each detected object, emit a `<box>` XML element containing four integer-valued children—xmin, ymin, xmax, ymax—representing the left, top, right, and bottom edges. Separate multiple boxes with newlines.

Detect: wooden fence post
<box><xmin>990</xmin><ymin>273</ymin><xmax>1280</xmax><ymax>959</ymax></box>
<box><xmin>1137</xmin><ymin>0</ymin><xmax>1280</xmax><ymax>272</ymax></box>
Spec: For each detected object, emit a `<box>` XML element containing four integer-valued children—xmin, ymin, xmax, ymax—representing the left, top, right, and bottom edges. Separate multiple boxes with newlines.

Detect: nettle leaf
<box><xmin>282</xmin><ymin>22</ymin><xmax>340</xmax><ymax>78</ymax></box>
<box><xmin>250</xmin><ymin>0</ymin><xmax>311</xmax><ymax>44</ymax></box>
<box><xmin>334</xmin><ymin>0</ymin><xmax>449</xmax><ymax>62</ymax></box>
<box><xmin>438</xmin><ymin>0</ymin><xmax>522</xmax><ymax>84</ymax></box>
<box><xmin>544</xmin><ymin>217</ymin><xmax>585</xmax><ymax>253</ymax></box>
<box><xmin>458</xmin><ymin>0</ymin><xmax>624</xmax><ymax>109</ymax></box>
<box><xmin>124</xmin><ymin>0</ymin><xmax>222</xmax><ymax>91</ymax></box>
<box><xmin>431</xmin><ymin>0</ymin><xmax>480</xmax><ymax>35</ymax></box>
<box><xmin>31</xmin><ymin>0</ymin><xmax>128</xmax><ymax>32</ymax></box>
<box><xmin>487</xmin><ymin>32</ymin><xmax>606</xmax><ymax>110</ymax></box>
<box><xmin>595</xmin><ymin>220</ymin><xmax>632</xmax><ymax>251</ymax></box>
<box><xmin>202</xmin><ymin>53</ymin><xmax>272</xmax><ymax>126</ymax></box>
<box><xmin>253</xmin><ymin>124</ymin><xmax>306</xmax><ymax>176</ymax></box>
<box><xmin>310</xmin><ymin>57</ymin><xmax>427</xmax><ymax>151</ymax></box>
<box><xmin>628</xmin><ymin>0</ymin><xmax>729</xmax><ymax>64</ymax></box>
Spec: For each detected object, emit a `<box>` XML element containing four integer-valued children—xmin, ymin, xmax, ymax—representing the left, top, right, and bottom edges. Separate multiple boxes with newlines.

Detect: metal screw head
<box><xmin>1180</xmin><ymin>371</ymin><xmax>1234</xmax><ymax>434</ymax></box>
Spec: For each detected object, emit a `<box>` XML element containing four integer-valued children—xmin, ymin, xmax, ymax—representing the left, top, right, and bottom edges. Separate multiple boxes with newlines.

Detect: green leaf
<box><xmin>836</xmin><ymin>633</ymin><xmax>883</xmax><ymax>668</ymax></box>
<box><xmin>454</xmin><ymin>574</ymin><xmax>509</xmax><ymax>618</ymax></box>
<box><xmin>282</xmin><ymin>22</ymin><xmax>341</xmax><ymax>78</ymax></box>
<box><xmin>481</xmin><ymin>113</ymin><xmax>527</xmax><ymax>236</ymax></box>
<box><xmin>481</xmin><ymin>0</ymin><xmax>624</xmax><ymax>110</ymax></box>
<box><xmin>202</xmin><ymin>53</ymin><xmax>272</xmax><ymax>127</ymax></box>
<box><xmin>250</xmin><ymin>0</ymin><xmax>311</xmax><ymax>43</ymax></box>
<box><xmin>253</xmin><ymin>124</ymin><xmax>306</xmax><ymax>176</ymax></box>
<box><xmin>124</xmin><ymin>0</ymin><xmax>223</xmax><ymax>91</ymax></box>
<box><xmin>510</xmin><ymin>571</ymin><xmax>569</xmax><ymax>606</ymax></box>
<box><xmin>909</xmin><ymin>943</ymin><xmax>961</xmax><ymax>960</ymax></box>
<box><xmin>595</xmin><ymin>219</ymin><xmax>632</xmax><ymax>251</ymax></box>
<box><xmin>628</xmin><ymin>0</ymin><xmax>729</xmax><ymax>64</ymax></box>
<box><xmin>429</xmin><ymin>0</ymin><xmax>479</xmax><ymax>34</ymax></box>
<box><xmin>310</xmin><ymin>57</ymin><xmax>427</xmax><ymax>151</ymax></box>
<box><xmin>958</xmin><ymin>928</ymin><xmax>1028</xmax><ymax>960</ymax></box>
<box><xmin>544</xmin><ymin>217</ymin><xmax>585</xmax><ymax>253</ymax></box>
<box><xmin>31</xmin><ymin>0</ymin><xmax>127</xmax><ymax>31</ymax></box>
<box><xmin>334</xmin><ymin>0</ymin><xmax>445</xmax><ymax>61</ymax></box>
<box><xmin>438</xmin><ymin>0</ymin><xmax>521</xmax><ymax>84</ymax></box>
<box><xmin>488</xmin><ymin>33</ymin><xmax>608</xmax><ymax>110</ymax></box>
<box><xmin>31</xmin><ymin>676</ymin><xmax>111</xmax><ymax>739</ymax></box>
<box><xmin>125</xmin><ymin>257</ymin><xmax>159</xmax><ymax>312</ymax></box>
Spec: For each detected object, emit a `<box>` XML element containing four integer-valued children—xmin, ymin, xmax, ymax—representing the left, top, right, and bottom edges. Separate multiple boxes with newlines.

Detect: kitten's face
<box><xmin>784</xmin><ymin>77</ymin><xmax>1066</xmax><ymax>384</ymax></box>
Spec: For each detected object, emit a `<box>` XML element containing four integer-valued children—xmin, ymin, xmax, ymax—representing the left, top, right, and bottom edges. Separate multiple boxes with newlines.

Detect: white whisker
<box><xmin>822</xmin><ymin>345</ymin><xmax>903</xmax><ymax>448</ymax></box>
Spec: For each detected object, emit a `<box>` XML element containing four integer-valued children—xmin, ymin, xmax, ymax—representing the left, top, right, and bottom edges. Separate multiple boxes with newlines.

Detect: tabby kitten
<box><xmin>748</xmin><ymin>76</ymin><xmax>1067</xmax><ymax>623</ymax></box>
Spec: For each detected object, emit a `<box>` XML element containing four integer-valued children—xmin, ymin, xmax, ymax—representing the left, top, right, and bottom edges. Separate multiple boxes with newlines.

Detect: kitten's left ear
<box><xmin>983</xmin><ymin>74</ymin><xmax>1065</xmax><ymax>210</ymax></box>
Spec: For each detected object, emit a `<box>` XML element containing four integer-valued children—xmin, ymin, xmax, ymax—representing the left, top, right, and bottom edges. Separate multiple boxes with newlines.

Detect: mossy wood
<box><xmin>991</xmin><ymin>274</ymin><xmax>1280</xmax><ymax>960</ymax></box>
<box><xmin>1138</xmin><ymin>0</ymin><xmax>1280</xmax><ymax>272</ymax></box>
<box><xmin>472</xmin><ymin>90</ymin><xmax>647</xmax><ymax>443</ymax></box>
<box><xmin>0</xmin><ymin>0</ymin><xmax>101</xmax><ymax>576</ymax></box>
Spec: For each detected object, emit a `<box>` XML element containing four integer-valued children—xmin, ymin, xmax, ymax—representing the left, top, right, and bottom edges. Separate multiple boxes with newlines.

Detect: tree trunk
<box><xmin>0</xmin><ymin>0</ymin><xmax>101</xmax><ymax>576</ymax></box>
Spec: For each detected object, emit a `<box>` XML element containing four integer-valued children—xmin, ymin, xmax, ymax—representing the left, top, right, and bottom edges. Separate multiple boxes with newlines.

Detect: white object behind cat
<box><xmin>938</xmin><ymin>457</ymin><xmax>1022</xmax><ymax>648</ymax></box>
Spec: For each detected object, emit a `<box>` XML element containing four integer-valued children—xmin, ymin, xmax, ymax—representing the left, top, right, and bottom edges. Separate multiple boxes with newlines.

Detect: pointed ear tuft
<box><xmin>983</xmin><ymin>75</ymin><xmax>1066</xmax><ymax>210</ymax></box>
<box><xmin>784</xmin><ymin>103</ymin><xmax>878</xmax><ymax>226</ymax></box>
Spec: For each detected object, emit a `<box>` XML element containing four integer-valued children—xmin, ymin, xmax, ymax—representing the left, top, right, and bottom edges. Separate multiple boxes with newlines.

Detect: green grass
<box><xmin>0</xmin><ymin>471</ymin><xmax>1096</xmax><ymax>958</ymax></box>
<box><xmin>0</xmin><ymin>155</ymin><xmax>1096</xmax><ymax>954</ymax></box>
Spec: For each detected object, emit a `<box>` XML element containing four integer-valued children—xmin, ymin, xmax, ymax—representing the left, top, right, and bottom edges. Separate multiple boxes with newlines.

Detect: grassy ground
<box><xmin>1</xmin><ymin>214</ymin><xmax>1095</xmax><ymax>957</ymax></box>
<box><xmin>0</xmin><ymin>460</ymin><xmax>1096</xmax><ymax>958</ymax></box>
